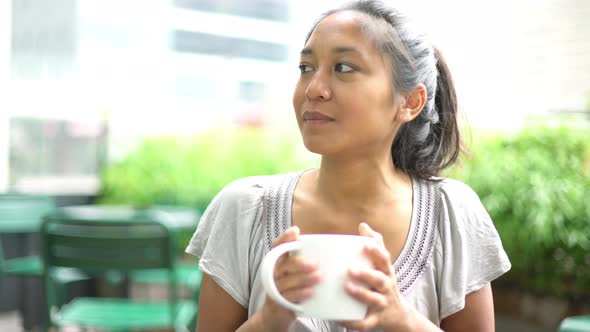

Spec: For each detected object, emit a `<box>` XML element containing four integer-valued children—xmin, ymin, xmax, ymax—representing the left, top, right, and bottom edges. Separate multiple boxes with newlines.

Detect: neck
<box><xmin>312</xmin><ymin>153</ymin><xmax>411</xmax><ymax>214</ymax></box>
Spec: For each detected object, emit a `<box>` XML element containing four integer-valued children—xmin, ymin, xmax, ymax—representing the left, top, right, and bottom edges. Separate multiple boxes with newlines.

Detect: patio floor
<box><xmin>0</xmin><ymin>311</ymin><xmax>555</xmax><ymax>332</ymax></box>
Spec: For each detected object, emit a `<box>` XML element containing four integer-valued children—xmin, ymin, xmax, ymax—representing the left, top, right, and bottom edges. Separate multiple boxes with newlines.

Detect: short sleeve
<box><xmin>437</xmin><ymin>179</ymin><xmax>511</xmax><ymax>319</ymax></box>
<box><xmin>185</xmin><ymin>177</ymin><xmax>265</xmax><ymax>308</ymax></box>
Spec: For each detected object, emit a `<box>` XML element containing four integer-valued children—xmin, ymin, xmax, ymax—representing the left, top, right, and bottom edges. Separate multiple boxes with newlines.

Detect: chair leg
<box><xmin>38</xmin><ymin>323</ymin><xmax>50</xmax><ymax>332</ymax></box>
<box><xmin>54</xmin><ymin>282</ymin><xmax>67</xmax><ymax>307</ymax></box>
<box><xmin>176</xmin><ymin>325</ymin><xmax>190</xmax><ymax>332</ymax></box>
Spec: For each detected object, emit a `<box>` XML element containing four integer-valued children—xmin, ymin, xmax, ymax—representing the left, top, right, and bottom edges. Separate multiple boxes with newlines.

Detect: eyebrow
<box><xmin>300</xmin><ymin>47</ymin><xmax>361</xmax><ymax>56</ymax></box>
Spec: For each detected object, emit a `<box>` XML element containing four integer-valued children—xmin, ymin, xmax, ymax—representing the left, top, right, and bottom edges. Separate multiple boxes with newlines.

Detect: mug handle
<box><xmin>260</xmin><ymin>241</ymin><xmax>303</xmax><ymax>313</ymax></box>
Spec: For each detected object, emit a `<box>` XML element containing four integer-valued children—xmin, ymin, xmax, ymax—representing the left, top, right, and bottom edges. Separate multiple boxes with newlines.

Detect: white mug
<box><xmin>261</xmin><ymin>234</ymin><xmax>376</xmax><ymax>321</ymax></box>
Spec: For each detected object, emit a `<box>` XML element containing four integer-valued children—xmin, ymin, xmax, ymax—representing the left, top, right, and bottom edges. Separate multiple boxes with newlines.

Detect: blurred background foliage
<box><xmin>98</xmin><ymin>128</ymin><xmax>315</xmax><ymax>211</ymax></box>
<box><xmin>446</xmin><ymin>124</ymin><xmax>590</xmax><ymax>299</ymax></box>
<box><xmin>98</xmin><ymin>123</ymin><xmax>590</xmax><ymax>299</ymax></box>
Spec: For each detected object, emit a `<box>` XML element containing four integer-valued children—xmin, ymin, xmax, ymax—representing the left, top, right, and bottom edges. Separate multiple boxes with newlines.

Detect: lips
<box><xmin>302</xmin><ymin>111</ymin><xmax>334</xmax><ymax>121</ymax></box>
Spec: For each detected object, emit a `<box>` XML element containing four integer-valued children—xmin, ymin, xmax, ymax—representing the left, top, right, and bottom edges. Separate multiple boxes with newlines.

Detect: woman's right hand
<box><xmin>259</xmin><ymin>226</ymin><xmax>322</xmax><ymax>330</ymax></box>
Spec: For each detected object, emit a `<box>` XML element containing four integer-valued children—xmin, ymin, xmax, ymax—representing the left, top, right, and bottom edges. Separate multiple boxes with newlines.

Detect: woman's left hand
<box><xmin>337</xmin><ymin>222</ymin><xmax>410</xmax><ymax>331</ymax></box>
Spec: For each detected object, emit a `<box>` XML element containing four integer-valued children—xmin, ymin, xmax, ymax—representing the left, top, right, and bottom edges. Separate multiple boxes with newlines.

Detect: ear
<box><xmin>396</xmin><ymin>84</ymin><xmax>427</xmax><ymax>123</ymax></box>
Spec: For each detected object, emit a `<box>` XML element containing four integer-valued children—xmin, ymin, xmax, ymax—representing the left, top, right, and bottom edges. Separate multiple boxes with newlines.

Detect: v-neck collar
<box><xmin>263</xmin><ymin>170</ymin><xmax>438</xmax><ymax>294</ymax></box>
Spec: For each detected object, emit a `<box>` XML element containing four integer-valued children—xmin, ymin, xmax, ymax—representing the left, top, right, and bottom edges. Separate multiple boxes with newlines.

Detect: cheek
<box><xmin>292</xmin><ymin>82</ymin><xmax>306</xmax><ymax>110</ymax></box>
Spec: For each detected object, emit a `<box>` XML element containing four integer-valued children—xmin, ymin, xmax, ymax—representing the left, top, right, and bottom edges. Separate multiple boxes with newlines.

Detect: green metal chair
<box><xmin>559</xmin><ymin>315</ymin><xmax>590</xmax><ymax>332</ymax></box>
<box><xmin>47</xmin><ymin>205</ymin><xmax>203</xmax><ymax>308</ymax></box>
<box><xmin>41</xmin><ymin>209</ymin><xmax>198</xmax><ymax>332</ymax></box>
<box><xmin>0</xmin><ymin>194</ymin><xmax>88</xmax><ymax>331</ymax></box>
<box><xmin>0</xmin><ymin>194</ymin><xmax>86</xmax><ymax>278</ymax></box>
<box><xmin>0</xmin><ymin>194</ymin><xmax>55</xmax><ymax>276</ymax></box>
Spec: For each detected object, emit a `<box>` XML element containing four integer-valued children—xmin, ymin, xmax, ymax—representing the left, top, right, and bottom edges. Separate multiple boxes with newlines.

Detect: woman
<box><xmin>186</xmin><ymin>1</ymin><xmax>511</xmax><ymax>331</ymax></box>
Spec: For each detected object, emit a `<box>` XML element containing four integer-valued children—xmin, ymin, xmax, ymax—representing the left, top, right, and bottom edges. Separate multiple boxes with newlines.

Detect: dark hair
<box><xmin>306</xmin><ymin>0</ymin><xmax>462</xmax><ymax>180</ymax></box>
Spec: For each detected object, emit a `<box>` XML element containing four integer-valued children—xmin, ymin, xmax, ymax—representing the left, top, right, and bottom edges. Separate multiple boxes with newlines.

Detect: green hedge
<box><xmin>446</xmin><ymin>125</ymin><xmax>590</xmax><ymax>299</ymax></box>
<box><xmin>100</xmin><ymin>124</ymin><xmax>590</xmax><ymax>298</ymax></box>
<box><xmin>98</xmin><ymin>128</ymin><xmax>316</xmax><ymax>211</ymax></box>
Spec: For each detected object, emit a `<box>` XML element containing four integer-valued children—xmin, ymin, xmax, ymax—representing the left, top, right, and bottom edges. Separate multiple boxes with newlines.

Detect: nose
<box><xmin>305</xmin><ymin>70</ymin><xmax>332</xmax><ymax>101</ymax></box>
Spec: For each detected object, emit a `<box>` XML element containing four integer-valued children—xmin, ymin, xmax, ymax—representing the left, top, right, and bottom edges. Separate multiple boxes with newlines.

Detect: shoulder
<box><xmin>437</xmin><ymin>177</ymin><xmax>481</xmax><ymax>205</ymax></box>
<box><xmin>430</xmin><ymin>177</ymin><xmax>493</xmax><ymax>232</ymax></box>
<box><xmin>214</xmin><ymin>172</ymin><xmax>299</xmax><ymax>206</ymax></box>
<box><xmin>186</xmin><ymin>172</ymin><xmax>300</xmax><ymax>258</ymax></box>
<box><xmin>430</xmin><ymin>177</ymin><xmax>488</xmax><ymax>219</ymax></box>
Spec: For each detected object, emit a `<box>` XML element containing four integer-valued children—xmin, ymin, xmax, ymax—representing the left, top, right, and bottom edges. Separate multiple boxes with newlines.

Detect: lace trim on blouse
<box><xmin>262</xmin><ymin>171</ymin><xmax>439</xmax><ymax>294</ymax></box>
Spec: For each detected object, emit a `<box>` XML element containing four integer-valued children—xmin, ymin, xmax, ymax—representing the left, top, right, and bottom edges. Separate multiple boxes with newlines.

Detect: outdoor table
<box><xmin>559</xmin><ymin>316</ymin><xmax>590</xmax><ymax>332</ymax></box>
<box><xmin>44</xmin><ymin>205</ymin><xmax>199</xmax><ymax>232</ymax></box>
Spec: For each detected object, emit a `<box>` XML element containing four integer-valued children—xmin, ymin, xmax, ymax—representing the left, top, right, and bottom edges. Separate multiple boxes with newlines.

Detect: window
<box><xmin>174</xmin><ymin>0</ymin><xmax>289</xmax><ymax>22</ymax></box>
<box><xmin>10</xmin><ymin>0</ymin><xmax>77</xmax><ymax>80</ymax></box>
<box><xmin>172</xmin><ymin>30</ymin><xmax>288</xmax><ymax>62</ymax></box>
<box><xmin>9</xmin><ymin>118</ymin><xmax>106</xmax><ymax>194</ymax></box>
<box><xmin>239</xmin><ymin>81</ymin><xmax>266</xmax><ymax>102</ymax></box>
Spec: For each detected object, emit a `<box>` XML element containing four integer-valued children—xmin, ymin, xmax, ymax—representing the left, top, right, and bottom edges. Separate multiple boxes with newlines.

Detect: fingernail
<box><xmin>305</xmin><ymin>262</ymin><xmax>318</xmax><ymax>271</ymax></box>
<box><xmin>313</xmin><ymin>271</ymin><xmax>323</xmax><ymax>282</ymax></box>
<box><xmin>345</xmin><ymin>282</ymin><xmax>358</xmax><ymax>293</ymax></box>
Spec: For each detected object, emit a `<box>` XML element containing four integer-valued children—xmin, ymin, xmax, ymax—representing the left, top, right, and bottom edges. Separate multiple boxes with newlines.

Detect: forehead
<box><xmin>304</xmin><ymin>11</ymin><xmax>381</xmax><ymax>56</ymax></box>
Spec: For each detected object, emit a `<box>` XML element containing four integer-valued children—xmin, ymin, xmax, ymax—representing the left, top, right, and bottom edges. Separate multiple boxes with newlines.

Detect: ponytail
<box><xmin>431</xmin><ymin>48</ymin><xmax>461</xmax><ymax>174</ymax></box>
<box><xmin>391</xmin><ymin>48</ymin><xmax>462</xmax><ymax>180</ymax></box>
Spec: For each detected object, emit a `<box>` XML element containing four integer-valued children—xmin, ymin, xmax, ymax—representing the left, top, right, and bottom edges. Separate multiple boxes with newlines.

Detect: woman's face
<box><xmin>293</xmin><ymin>11</ymin><xmax>403</xmax><ymax>158</ymax></box>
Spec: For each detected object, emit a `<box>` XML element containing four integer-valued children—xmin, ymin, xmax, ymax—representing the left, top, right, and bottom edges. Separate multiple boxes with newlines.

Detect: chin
<box><xmin>302</xmin><ymin>137</ymin><xmax>337</xmax><ymax>156</ymax></box>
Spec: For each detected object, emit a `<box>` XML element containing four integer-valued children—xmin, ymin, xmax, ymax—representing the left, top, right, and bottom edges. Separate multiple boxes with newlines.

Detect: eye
<box><xmin>335</xmin><ymin>63</ymin><xmax>354</xmax><ymax>73</ymax></box>
<box><xmin>298</xmin><ymin>64</ymin><xmax>313</xmax><ymax>74</ymax></box>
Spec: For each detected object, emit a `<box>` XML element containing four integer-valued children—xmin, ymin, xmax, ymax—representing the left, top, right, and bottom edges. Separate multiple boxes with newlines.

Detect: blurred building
<box><xmin>1</xmin><ymin>0</ymin><xmax>590</xmax><ymax>195</ymax></box>
<box><xmin>1</xmin><ymin>0</ymin><xmax>297</xmax><ymax>195</ymax></box>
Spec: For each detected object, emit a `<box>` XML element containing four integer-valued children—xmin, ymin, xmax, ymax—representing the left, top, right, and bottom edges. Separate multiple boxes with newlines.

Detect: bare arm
<box><xmin>195</xmin><ymin>273</ymin><xmax>248</xmax><ymax>332</ymax></box>
<box><xmin>197</xmin><ymin>227</ymin><xmax>313</xmax><ymax>332</ymax></box>
<box><xmin>385</xmin><ymin>282</ymin><xmax>494</xmax><ymax>332</ymax></box>
<box><xmin>439</xmin><ymin>283</ymin><xmax>495</xmax><ymax>332</ymax></box>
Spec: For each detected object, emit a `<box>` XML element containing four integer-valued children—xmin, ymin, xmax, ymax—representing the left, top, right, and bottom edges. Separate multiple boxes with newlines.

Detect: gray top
<box><xmin>186</xmin><ymin>171</ymin><xmax>511</xmax><ymax>331</ymax></box>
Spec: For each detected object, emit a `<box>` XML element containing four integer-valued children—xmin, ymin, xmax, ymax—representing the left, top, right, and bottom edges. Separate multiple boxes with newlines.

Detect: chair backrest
<box><xmin>0</xmin><ymin>194</ymin><xmax>55</xmax><ymax>233</ymax></box>
<box><xmin>0</xmin><ymin>194</ymin><xmax>55</xmax><ymax>272</ymax></box>
<box><xmin>42</xmin><ymin>220</ymin><xmax>174</xmax><ymax>271</ymax></box>
<box><xmin>41</xmin><ymin>212</ymin><xmax>179</xmax><ymax>320</ymax></box>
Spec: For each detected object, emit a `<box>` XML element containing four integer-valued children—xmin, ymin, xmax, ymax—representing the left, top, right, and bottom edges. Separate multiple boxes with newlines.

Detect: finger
<box><xmin>274</xmin><ymin>255</ymin><xmax>318</xmax><ymax>278</ymax></box>
<box><xmin>281</xmin><ymin>286</ymin><xmax>315</xmax><ymax>304</ymax></box>
<box><xmin>348</xmin><ymin>268</ymin><xmax>392</xmax><ymax>294</ymax></box>
<box><xmin>362</xmin><ymin>243</ymin><xmax>393</xmax><ymax>275</ymax></box>
<box><xmin>271</xmin><ymin>227</ymin><xmax>301</xmax><ymax>280</ymax></box>
<box><xmin>275</xmin><ymin>269</ymin><xmax>322</xmax><ymax>294</ymax></box>
<box><xmin>272</xmin><ymin>226</ymin><xmax>300</xmax><ymax>248</ymax></box>
<box><xmin>344</xmin><ymin>280</ymin><xmax>388</xmax><ymax>308</ymax></box>
<box><xmin>337</xmin><ymin>315</ymin><xmax>379</xmax><ymax>331</ymax></box>
<box><xmin>358</xmin><ymin>222</ymin><xmax>384</xmax><ymax>246</ymax></box>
